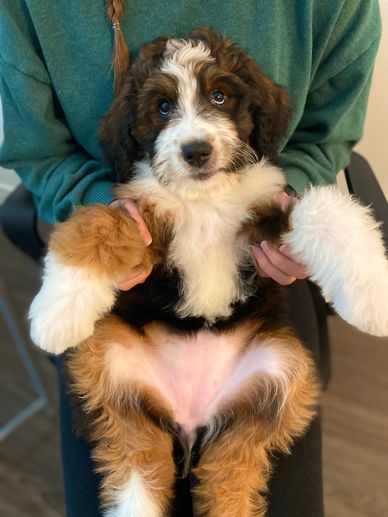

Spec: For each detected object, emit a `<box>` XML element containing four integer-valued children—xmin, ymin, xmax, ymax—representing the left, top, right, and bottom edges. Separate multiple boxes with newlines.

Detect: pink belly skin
<box><xmin>105</xmin><ymin>326</ymin><xmax>282</xmax><ymax>439</ymax></box>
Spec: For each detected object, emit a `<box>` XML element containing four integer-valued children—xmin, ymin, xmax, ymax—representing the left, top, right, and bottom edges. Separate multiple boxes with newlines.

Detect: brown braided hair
<box><xmin>106</xmin><ymin>0</ymin><xmax>130</xmax><ymax>94</ymax></box>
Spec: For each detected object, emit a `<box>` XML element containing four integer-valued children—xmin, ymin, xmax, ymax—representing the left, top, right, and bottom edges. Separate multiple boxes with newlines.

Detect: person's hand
<box><xmin>251</xmin><ymin>192</ymin><xmax>309</xmax><ymax>285</ymax></box>
<box><xmin>110</xmin><ymin>199</ymin><xmax>153</xmax><ymax>290</ymax></box>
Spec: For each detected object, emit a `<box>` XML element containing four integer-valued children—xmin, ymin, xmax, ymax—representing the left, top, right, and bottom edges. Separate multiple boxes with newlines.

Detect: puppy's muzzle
<box><xmin>181</xmin><ymin>140</ymin><xmax>212</xmax><ymax>168</ymax></box>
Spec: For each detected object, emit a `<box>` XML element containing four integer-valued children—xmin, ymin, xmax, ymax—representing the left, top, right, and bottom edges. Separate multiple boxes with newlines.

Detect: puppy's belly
<box><xmin>105</xmin><ymin>326</ymin><xmax>281</xmax><ymax>438</ymax></box>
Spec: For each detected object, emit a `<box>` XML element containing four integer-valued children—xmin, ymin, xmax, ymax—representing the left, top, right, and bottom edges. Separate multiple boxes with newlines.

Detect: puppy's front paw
<box><xmin>284</xmin><ymin>187</ymin><xmax>388</xmax><ymax>336</ymax></box>
<box><xmin>30</xmin><ymin>205</ymin><xmax>154</xmax><ymax>354</ymax></box>
<box><xmin>50</xmin><ymin>204</ymin><xmax>153</xmax><ymax>279</ymax></box>
<box><xmin>29</xmin><ymin>252</ymin><xmax>117</xmax><ymax>354</ymax></box>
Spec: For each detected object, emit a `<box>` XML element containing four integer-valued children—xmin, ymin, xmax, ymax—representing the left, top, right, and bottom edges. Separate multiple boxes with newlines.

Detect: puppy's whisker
<box><xmin>227</xmin><ymin>143</ymin><xmax>258</xmax><ymax>172</ymax></box>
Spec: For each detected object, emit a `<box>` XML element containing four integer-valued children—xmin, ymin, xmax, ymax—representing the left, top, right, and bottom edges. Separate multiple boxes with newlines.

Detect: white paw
<box><xmin>284</xmin><ymin>186</ymin><xmax>388</xmax><ymax>337</ymax></box>
<box><xmin>29</xmin><ymin>253</ymin><xmax>116</xmax><ymax>354</ymax></box>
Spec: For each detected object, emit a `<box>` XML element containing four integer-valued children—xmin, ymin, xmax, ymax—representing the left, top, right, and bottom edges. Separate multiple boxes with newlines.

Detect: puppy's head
<box><xmin>100</xmin><ymin>27</ymin><xmax>291</xmax><ymax>193</ymax></box>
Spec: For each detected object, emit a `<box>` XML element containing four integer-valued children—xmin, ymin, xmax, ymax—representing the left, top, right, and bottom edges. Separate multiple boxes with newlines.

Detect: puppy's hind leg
<box><xmin>97</xmin><ymin>410</ymin><xmax>176</xmax><ymax>517</ymax></box>
<box><xmin>69</xmin><ymin>319</ymin><xmax>176</xmax><ymax>517</ymax></box>
<box><xmin>192</xmin><ymin>337</ymin><xmax>317</xmax><ymax>517</ymax></box>
<box><xmin>192</xmin><ymin>420</ymin><xmax>271</xmax><ymax>517</ymax></box>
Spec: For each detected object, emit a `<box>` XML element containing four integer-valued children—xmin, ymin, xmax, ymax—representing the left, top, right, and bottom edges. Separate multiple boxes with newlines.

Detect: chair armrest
<box><xmin>0</xmin><ymin>185</ymin><xmax>44</xmax><ymax>263</ymax></box>
<box><xmin>344</xmin><ymin>152</ymin><xmax>388</xmax><ymax>247</ymax></box>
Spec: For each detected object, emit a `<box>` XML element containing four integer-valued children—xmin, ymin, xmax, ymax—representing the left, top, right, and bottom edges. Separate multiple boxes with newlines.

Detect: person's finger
<box><xmin>279</xmin><ymin>244</ymin><xmax>302</xmax><ymax>262</ymax></box>
<box><xmin>260</xmin><ymin>241</ymin><xmax>309</xmax><ymax>279</ymax></box>
<box><xmin>252</xmin><ymin>245</ymin><xmax>296</xmax><ymax>285</ymax></box>
<box><xmin>111</xmin><ymin>198</ymin><xmax>152</xmax><ymax>246</ymax></box>
<box><xmin>251</xmin><ymin>250</ymin><xmax>269</xmax><ymax>278</ymax></box>
<box><xmin>277</xmin><ymin>191</ymin><xmax>291</xmax><ymax>212</ymax></box>
<box><xmin>118</xmin><ymin>265</ymin><xmax>153</xmax><ymax>291</ymax></box>
<box><xmin>276</xmin><ymin>191</ymin><xmax>297</xmax><ymax>212</ymax></box>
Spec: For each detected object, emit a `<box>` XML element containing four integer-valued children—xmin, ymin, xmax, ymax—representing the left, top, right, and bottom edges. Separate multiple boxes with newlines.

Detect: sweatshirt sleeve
<box><xmin>279</xmin><ymin>4</ymin><xmax>381</xmax><ymax>194</ymax></box>
<box><xmin>0</xmin><ymin>57</ymin><xmax>115</xmax><ymax>223</ymax></box>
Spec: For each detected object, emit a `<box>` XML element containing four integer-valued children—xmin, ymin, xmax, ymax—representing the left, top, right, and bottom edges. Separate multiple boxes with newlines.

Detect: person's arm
<box><xmin>259</xmin><ymin>35</ymin><xmax>379</xmax><ymax>282</ymax></box>
<box><xmin>0</xmin><ymin>57</ymin><xmax>115</xmax><ymax>224</ymax></box>
<box><xmin>256</xmin><ymin>2</ymin><xmax>381</xmax><ymax>282</ymax></box>
<box><xmin>279</xmin><ymin>1</ymin><xmax>381</xmax><ymax>194</ymax></box>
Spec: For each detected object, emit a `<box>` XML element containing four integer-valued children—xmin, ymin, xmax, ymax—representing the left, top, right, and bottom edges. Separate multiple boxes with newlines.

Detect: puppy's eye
<box><xmin>158</xmin><ymin>99</ymin><xmax>171</xmax><ymax>117</ymax></box>
<box><xmin>210</xmin><ymin>90</ymin><xmax>227</xmax><ymax>106</ymax></box>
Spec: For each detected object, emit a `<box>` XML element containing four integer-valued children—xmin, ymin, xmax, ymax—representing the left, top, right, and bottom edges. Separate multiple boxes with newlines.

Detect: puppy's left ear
<box><xmin>246</xmin><ymin>69</ymin><xmax>292</xmax><ymax>163</ymax></box>
<box><xmin>189</xmin><ymin>27</ymin><xmax>292</xmax><ymax>162</ymax></box>
<box><xmin>99</xmin><ymin>75</ymin><xmax>139</xmax><ymax>182</ymax></box>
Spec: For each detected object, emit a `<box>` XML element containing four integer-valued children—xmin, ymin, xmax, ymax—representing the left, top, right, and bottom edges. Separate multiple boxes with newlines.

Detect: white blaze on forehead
<box><xmin>163</xmin><ymin>39</ymin><xmax>214</xmax><ymax>70</ymax></box>
<box><xmin>151</xmin><ymin>38</ymin><xmax>241</xmax><ymax>191</ymax></box>
<box><xmin>161</xmin><ymin>40</ymin><xmax>214</xmax><ymax>119</ymax></box>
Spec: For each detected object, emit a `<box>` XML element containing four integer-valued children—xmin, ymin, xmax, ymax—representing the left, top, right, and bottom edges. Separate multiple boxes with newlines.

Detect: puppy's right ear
<box><xmin>99</xmin><ymin>75</ymin><xmax>138</xmax><ymax>182</ymax></box>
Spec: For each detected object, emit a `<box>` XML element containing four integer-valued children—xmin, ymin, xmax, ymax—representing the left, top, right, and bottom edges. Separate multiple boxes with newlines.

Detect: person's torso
<box><xmin>23</xmin><ymin>0</ymin><xmax>335</xmax><ymax>160</ymax></box>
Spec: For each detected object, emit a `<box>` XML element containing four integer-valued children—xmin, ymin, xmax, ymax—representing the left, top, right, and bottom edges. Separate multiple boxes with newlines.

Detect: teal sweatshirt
<box><xmin>0</xmin><ymin>0</ymin><xmax>381</xmax><ymax>223</ymax></box>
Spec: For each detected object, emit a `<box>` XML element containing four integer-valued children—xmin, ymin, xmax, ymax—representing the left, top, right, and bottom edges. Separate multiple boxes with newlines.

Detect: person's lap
<box><xmin>56</xmin><ymin>280</ymin><xmax>323</xmax><ymax>517</ymax></box>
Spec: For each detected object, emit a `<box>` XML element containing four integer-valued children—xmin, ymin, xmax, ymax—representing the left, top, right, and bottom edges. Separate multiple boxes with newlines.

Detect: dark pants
<box><xmin>57</xmin><ymin>280</ymin><xmax>324</xmax><ymax>517</ymax></box>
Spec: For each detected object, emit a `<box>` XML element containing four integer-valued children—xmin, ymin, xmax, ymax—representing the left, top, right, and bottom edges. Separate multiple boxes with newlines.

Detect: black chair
<box><xmin>345</xmin><ymin>152</ymin><xmax>388</xmax><ymax>244</ymax></box>
<box><xmin>0</xmin><ymin>184</ymin><xmax>50</xmax><ymax>440</ymax></box>
<box><xmin>0</xmin><ymin>183</ymin><xmax>45</xmax><ymax>262</ymax></box>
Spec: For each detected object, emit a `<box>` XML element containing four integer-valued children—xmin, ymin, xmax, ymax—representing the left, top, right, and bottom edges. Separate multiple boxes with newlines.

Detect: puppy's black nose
<box><xmin>181</xmin><ymin>141</ymin><xmax>212</xmax><ymax>168</ymax></box>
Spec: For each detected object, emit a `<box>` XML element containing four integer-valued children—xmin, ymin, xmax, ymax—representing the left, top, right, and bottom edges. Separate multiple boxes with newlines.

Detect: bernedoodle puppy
<box><xmin>29</xmin><ymin>28</ymin><xmax>388</xmax><ymax>517</ymax></box>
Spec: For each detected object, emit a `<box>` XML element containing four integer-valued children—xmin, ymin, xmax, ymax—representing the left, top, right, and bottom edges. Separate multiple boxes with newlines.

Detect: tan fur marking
<box><xmin>68</xmin><ymin>315</ymin><xmax>175</xmax><ymax>513</ymax></box>
<box><xmin>193</xmin><ymin>425</ymin><xmax>271</xmax><ymax>516</ymax></box>
<box><xmin>113</xmin><ymin>189</ymin><xmax>176</xmax><ymax>260</ymax></box>
<box><xmin>68</xmin><ymin>314</ymin><xmax>318</xmax><ymax>515</ymax></box>
<box><xmin>50</xmin><ymin>205</ymin><xmax>155</xmax><ymax>279</ymax></box>
<box><xmin>138</xmin><ymin>199</ymin><xmax>175</xmax><ymax>259</ymax></box>
<box><xmin>95</xmin><ymin>410</ymin><xmax>175</xmax><ymax>512</ymax></box>
<box><xmin>193</xmin><ymin>331</ymin><xmax>317</xmax><ymax>516</ymax></box>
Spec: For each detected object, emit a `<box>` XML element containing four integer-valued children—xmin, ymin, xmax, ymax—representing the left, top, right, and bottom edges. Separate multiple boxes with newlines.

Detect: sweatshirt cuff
<box><xmin>283</xmin><ymin>167</ymin><xmax>313</xmax><ymax>197</ymax></box>
<box><xmin>82</xmin><ymin>180</ymin><xmax>115</xmax><ymax>206</ymax></box>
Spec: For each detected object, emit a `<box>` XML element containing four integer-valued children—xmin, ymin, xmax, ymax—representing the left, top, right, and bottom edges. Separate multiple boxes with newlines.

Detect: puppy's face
<box><xmin>100</xmin><ymin>28</ymin><xmax>291</xmax><ymax>195</ymax></box>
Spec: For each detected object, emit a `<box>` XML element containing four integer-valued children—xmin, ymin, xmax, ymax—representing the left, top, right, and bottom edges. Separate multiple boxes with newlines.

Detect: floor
<box><xmin>322</xmin><ymin>320</ymin><xmax>388</xmax><ymax>517</ymax></box>
<box><xmin>1</xmin><ymin>229</ymin><xmax>387</xmax><ymax>517</ymax></box>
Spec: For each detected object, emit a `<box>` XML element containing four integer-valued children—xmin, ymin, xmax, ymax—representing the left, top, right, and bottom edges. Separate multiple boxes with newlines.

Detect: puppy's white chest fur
<box><xmin>169</xmin><ymin>198</ymin><xmax>250</xmax><ymax>320</ymax></box>
<box><xmin>127</xmin><ymin>160</ymin><xmax>286</xmax><ymax>320</ymax></box>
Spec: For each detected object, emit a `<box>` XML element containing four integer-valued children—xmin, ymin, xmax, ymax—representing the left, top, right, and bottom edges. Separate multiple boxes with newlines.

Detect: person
<box><xmin>0</xmin><ymin>1</ymin><xmax>381</xmax><ymax>516</ymax></box>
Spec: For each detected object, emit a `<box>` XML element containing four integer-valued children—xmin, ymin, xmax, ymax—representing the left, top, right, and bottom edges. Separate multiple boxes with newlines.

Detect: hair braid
<box><xmin>106</xmin><ymin>0</ymin><xmax>130</xmax><ymax>94</ymax></box>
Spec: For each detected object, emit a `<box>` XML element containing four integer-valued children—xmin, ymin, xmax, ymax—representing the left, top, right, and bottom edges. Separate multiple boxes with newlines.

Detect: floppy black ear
<box><xmin>99</xmin><ymin>75</ymin><xmax>139</xmax><ymax>182</ymax></box>
<box><xmin>246</xmin><ymin>70</ymin><xmax>291</xmax><ymax>163</ymax></box>
<box><xmin>99</xmin><ymin>36</ymin><xmax>170</xmax><ymax>182</ymax></box>
<box><xmin>189</xmin><ymin>27</ymin><xmax>292</xmax><ymax>162</ymax></box>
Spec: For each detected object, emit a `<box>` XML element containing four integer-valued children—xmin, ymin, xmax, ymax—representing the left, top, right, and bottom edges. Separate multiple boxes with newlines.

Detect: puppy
<box><xmin>30</xmin><ymin>27</ymin><xmax>388</xmax><ymax>516</ymax></box>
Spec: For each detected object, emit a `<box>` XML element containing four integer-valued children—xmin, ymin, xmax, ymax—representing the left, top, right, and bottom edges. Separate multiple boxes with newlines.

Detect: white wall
<box><xmin>0</xmin><ymin>2</ymin><xmax>387</xmax><ymax>197</ymax></box>
<box><xmin>356</xmin><ymin>0</ymin><xmax>388</xmax><ymax>198</ymax></box>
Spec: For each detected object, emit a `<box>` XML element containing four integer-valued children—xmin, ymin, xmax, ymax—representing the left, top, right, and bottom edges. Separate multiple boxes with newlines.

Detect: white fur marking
<box><xmin>170</xmin><ymin>162</ymin><xmax>285</xmax><ymax>319</ymax></box>
<box><xmin>155</xmin><ymin>40</ymin><xmax>240</xmax><ymax>188</ymax></box>
<box><xmin>29</xmin><ymin>253</ymin><xmax>116</xmax><ymax>354</ymax></box>
<box><xmin>161</xmin><ymin>39</ymin><xmax>214</xmax><ymax>78</ymax></box>
<box><xmin>161</xmin><ymin>40</ymin><xmax>213</xmax><ymax>125</ymax></box>
<box><xmin>126</xmin><ymin>160</ymin><xmax>285</xmax><ymax>319</ymax></box>
<box><xmin>284</xmin><ymin>186</ymin><xmax>388</xmax><ymax>336</ymax></box>
<box><xmin>104</xmin><ymin>471</ymin><xmax>161</xmax><ymax>517</ymax></box>
<box><xmin>153</xmin><ymin>112</ymin><xmax>239</xmax><ymax>188</ymax></box>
